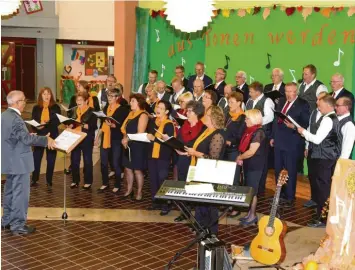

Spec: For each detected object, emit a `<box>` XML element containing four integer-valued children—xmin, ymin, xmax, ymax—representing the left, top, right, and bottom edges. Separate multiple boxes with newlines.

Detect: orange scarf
<box><xmin>120</xmin><ymin>110</ymin><xmax>145</xmax><ymax>135</ymax></box>
<box><xmin>190</xmin><ymin>128</ymin><xmax>216</xmax><ymax>166</ymax></box>
<box><xmin>101</xmin><ymin>103</ymin><xmax>120</xmax><ymax>149</ymax></box>
<box><xmin>41</xmin><ymin>102</ymin><xmax>50</xmax><ymax>124</ymax></box>
<box><xmin>229</xmin><ymin>111</ymin><xmax>244</xmax><ymax>121</ymax></box>
<box><xmin>88</xmin><ymin>96</ymin><xmax>94</xmax><ymax>108</ymax></box>
<box><xmin>152</xmin><ymin>118</ymin><xmax>175</xmax><ymax>159</ymax></box>
<box><xmin>75</xmin><ymin>105</ymin><xmax>89</xmax><ymax>131</ymax></box>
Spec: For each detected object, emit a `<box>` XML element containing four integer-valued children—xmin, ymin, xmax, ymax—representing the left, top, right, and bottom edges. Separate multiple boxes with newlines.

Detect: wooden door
<box><xmin>16</xmin><ymin>45</ymin><xmax>36</xmax><ymax>100</ymax></box>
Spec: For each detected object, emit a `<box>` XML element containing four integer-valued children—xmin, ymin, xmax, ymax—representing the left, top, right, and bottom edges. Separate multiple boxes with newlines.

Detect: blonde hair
<box><xmin>178</xmin><ymin>92</ymin><xmax>193</xmax><ymax>103</ymax></box>
<box><xmin>245</xmin><ymin>109</ymin><xmax>262</xmax><ymax>126</ymax></box>
<box><xmin>207</xmin><ymin>105</ymin><xmax>225</xmax><ymax>129</ymax></box>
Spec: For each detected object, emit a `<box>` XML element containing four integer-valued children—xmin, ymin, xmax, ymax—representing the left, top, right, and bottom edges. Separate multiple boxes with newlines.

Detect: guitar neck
<box><xmin>267</xmin><ymin>185</ymin><xmax>282</xmax><ymax>227</ymax></box>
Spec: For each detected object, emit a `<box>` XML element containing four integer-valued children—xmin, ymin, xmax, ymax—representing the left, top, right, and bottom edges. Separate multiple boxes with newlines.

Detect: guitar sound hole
<box><xmin>264</xmin><ymin>226</ymin><xmax>275</xmax><ymax>236</ymax></box>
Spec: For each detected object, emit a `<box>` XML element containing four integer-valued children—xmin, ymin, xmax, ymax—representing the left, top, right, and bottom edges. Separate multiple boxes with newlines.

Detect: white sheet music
<box><xmin>176</xmin><ymin>112</ymin><xmax>187</xmax><ymax>119</ymax></box>
<box><xmin>287</xmin><ymin>115</ymin><xmax>301</xmax><ymax>128</ymax></box>
<box><xmin>127</xmin><ymin>133</ymin><xmax>151</xmax><ymax>143</ymax></box>
<box><xmin>25</xmin><ymin>120</ymin><xmax>42</xmax><ymax>127</ymax></box>
<box><xmin>54</xmin><ymin>130</ymin><xmax>81</xmax><ymax>152</ymax></box>
<box><xmin>60</xmin><ymin>104</ymin><xmax>76</xmax><ymax>112</ymax></box>
<box><xmin>93</xmin><ymin>111</ymin><xmax>107</xmax><ymax>118</ymax></box>
<box><xmin>193</xmin><ymin>159</ymin><xmax>236</xmax><ymax>185</ymax></box>
<box><xmin>172</xmin><ymin>104</ymin><xmax>181</xmax><ymax>110</ymax></box>
<box><xmin>56</xmin><ymin>113</ymin><xmax>74</xmax><ymax>123</ymax></box>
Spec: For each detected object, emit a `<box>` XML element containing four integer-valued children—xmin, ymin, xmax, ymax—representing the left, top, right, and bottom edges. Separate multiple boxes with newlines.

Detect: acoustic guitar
<box><xmin>250</xmin><ymin>169</ymin><xmax>289</xmax><ymax>265</ymax></box>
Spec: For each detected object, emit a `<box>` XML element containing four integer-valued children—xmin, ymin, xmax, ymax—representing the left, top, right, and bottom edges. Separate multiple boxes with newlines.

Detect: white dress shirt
<box><xmin>195</xmin><ymin>92</ymin><xmax>205</xmax><ymax>102</ymax></box>
<box><xmin>157</xmin><ymin>92</ymin><xmax>166</xmax><ymax>100</ymax></box>
<box><xmin>302</xmin><ymin>111</ymin><xmax>335</xmax><ymax>145</ymax></box>
<box><xmin>338</xmin><ymin>113</ymin><xmax>355</xmax><ymax>159</ymax></box>
<box><xmin>9</xmin><ymin>107</ymin><xmax>21</xmax><ymax>115</ymax></box>
<box><xmin>197</xmin><ymin>74</ymin><xmax>205</xmax><ymax>81</ymax></box>
<box><xmin>305</xmin><ymin>109</ymin><xmax>322</xmax><ymax>150</ymax></box>
<box><xmin>301</xmin><ymin>78</ymin><xmax>328</xmax><ymax>97</ymax></box>
<box><xmin>251</xmin><ymin>94</ymin><xmax>275</xmax><ymax>125</ymax></box>
<box><xmin>237</xmin><ymin>83</ymin><xmax>245</xmax><ymax>90</ymax></box>
<box><xmin>272</xmin><ymin>82</ymin><xmax>283</xmax><ymax>91</ymax></box>
<box><xmin>332</xmin><ymin>87</ymin><xmax>344</xmax><ymax>99</ymax></box>
<box><xmin>97</xmin><ymin>88</ymin><xmax>108</xmax><ymax>109</ymax></box>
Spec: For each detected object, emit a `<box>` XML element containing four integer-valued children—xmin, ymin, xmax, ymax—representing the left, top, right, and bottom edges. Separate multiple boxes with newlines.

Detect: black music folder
<box><xmin>273</xmin><ymin>110</ymin><xmax>301</xmax><ymax>128</ymax></box>
<box><xmin>157</xmin><ymin>136</ymin><xmax>186</xmax><ymax>152</ymax></box>
<box><xmin>56</xmin><ymin>114</ymin><xmax>82</xmax><ymax>128</ymax></box>
<box><xmin>93</xmin><ymin>111</ymin><xmax>119</xmax><ymax>124</ymax></box>
<box><xmin>265</xmin><ymin>90</ymin><xmax>283</xmax><ymax>101</ymax></box>
<box><xmin>204</xmin><ymin>83</ymin><xmax>215</xmax><ymax>91</ymax></box>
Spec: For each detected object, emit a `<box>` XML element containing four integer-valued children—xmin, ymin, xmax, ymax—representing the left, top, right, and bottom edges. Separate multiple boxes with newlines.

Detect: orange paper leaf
<box><xmin>263</xmin><ymin>8</ymin><xmax>271</xmax><ymax>20</ymax></box>
<box><xmin>280</xmin><ymin>6</ymin><xmax>286</xmax><ymax>11</ymax></box>
<box><xmin>237</xmin><ymin>9</ymin><xmax>246</xmax><ymax>17</ymax></box>
<box><xmin>348</xmin><ymin>7</ymin><xmax>355</xmax><ymax>17</ymax></box>
<box><xmin>321</xmin><ymin>7</ymin><xmax>332</xmax><ymax>18</ymax></box>
<box><xmin>302</xmin><ymin>7</ymin><xmax>312</xmax><ymax>21</ymax></box>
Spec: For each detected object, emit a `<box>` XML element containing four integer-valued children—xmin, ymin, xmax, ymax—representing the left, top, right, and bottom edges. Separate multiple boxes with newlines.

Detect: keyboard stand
<box><xmin>165</xmin><ymin>201</ymin><xmax>231</xmax><ymax>270</ymax></box>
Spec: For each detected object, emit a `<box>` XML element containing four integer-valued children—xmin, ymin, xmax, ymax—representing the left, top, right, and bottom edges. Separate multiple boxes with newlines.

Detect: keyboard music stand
<box><xmin>165</xmin><ymin>200</ymin><xmax>231</xmax><ymax>270</ymax></box>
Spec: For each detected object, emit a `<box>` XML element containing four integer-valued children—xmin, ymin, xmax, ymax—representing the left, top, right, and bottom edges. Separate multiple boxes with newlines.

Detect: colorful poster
<box><xmin>85</xmin><ymin>49</ymin><xmax>108</xmax><ymax>76</ymax></box>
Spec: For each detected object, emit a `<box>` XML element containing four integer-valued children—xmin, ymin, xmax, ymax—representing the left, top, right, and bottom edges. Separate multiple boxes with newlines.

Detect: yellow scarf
<box><xmin>101</xmin><ymin>103</ymin><xmax>120</xmax><ymax>149</ymax></box>
<box><xmin>120</xmin><ymin>110</ymin><xmax>145</xmax><ymax>135</ymax></box>
<box><xmin>190</xmin><ymin>128</ymin><xmax>216</xmax><ymax>166</ymax></box>
<box><xmin>229</xmin><ymin>111</ymin><xmax>244</xmax><ymax>121</ymax></box>
<box><xmin>75</xmin><ymin>105</ymin><xmax>89</xmax><ymax>131</ymax></box>
<box><xmin>88</xmin><ymin>96</ymin><xmax>94</xmax><ymax>108</ymax></box>
<box><xmin>152</xmin><ymin>118</ymin><xmax>175</xmax><ymax>159</ymax></box>
<box><xmin>201</xmin><ymin>115</ymin><xmax>206</xmax><ymax>124</ymax></box>
<box><xmin>41</xmin><ymin>102</ymin><xmax>50</xmax><ymax>124</ymax></box>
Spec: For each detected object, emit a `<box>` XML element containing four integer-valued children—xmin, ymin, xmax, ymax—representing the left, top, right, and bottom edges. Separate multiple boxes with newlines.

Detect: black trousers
<box><xmin>258</xmin><ymin>142</ymin><xmax>270</xmax><ymax>194</ymax></box>
<box><xmin>100</xmin><ymin>141</ymin><xmax>122</xmax><ymax>188</ymax></box>
<box><xmin>309</xmin><ymin>158</ymin><xmax>336</xmax><ymax>217</ymax></box>
<box><xmin>71</xmin><ymin>139</ymin><xmax>94</xmax><ymax>185</ymax></box>
<box><xmin>32</xmin><ymin>146</ymin><xmax>57</xmax><ymax>184</ymax></box>
<box><xmin>148</xmin><ymin>159</ymin><xmax>170</xmax><ymax>201</ymax></box>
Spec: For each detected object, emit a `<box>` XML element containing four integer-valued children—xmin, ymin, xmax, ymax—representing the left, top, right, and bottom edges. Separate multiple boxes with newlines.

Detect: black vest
<box><xmin>101</xmin><ymin>89</ymin><xmax>108</xmax><ymax>104</ymax></box>
<box><xmin>338</xmin><ymin>115</ymin><xmax>353</xmax><ymax>130</ymax></box>
<box><xmin>309</xmin><ymin>109</ymin><xmax>323</xmax><ymax>134</ymax></box>
<box><xmin>249</xmin><ymin>95</ymin><xmax>272</xmax><ymax>137</ymax></box>
<box><xmin>298</xmin><ymin>80</ymin><xmax>323</xmax><ymax>111</ymax></box>
<box><xmin>309</xmin><ymin>113</ymin><xmax>341</xmax><ymax>160</ymax></box>
<box><xmin>141</xmin><ymin>83</ymin><xmax>148</xmax><ymax>97</ymax></box>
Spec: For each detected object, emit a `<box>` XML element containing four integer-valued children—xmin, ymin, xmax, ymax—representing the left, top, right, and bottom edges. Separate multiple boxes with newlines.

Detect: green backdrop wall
<box><xmin>147</xmin><ymin>8</ymin><xmax>355</xmax><ymax>92</ymax></box>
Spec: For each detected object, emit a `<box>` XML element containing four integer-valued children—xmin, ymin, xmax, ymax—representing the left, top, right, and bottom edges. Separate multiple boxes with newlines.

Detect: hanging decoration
<box><xmin>253</xmin><ymin>7</ymin><xmax>261</xmax><ymax>15</ymax></box>
<box><xmin>0</xmin><ymin>0</ymin><xmax>21</xmax><ymax>17</ymax></box>
<box><xmin>237</xmin><ymin>9</ymin><xmax>246</xmax><ymax>17</ymax></box>
<box><xmin>285</xmin><ymin>7</ymin><xmax>296</xmax><ymax>16</ymax></box>
<box><xmin>23</xmin><ymin>0</ymin><xmax>43</xmax><ymax>15</ymax></box>
<box><xmin>320</xmin><ymin>7</ymin><xmax>332</xmax><ymax>18</ymax></box>
<box><xmin>221</xmin><ymin>9</ymin><xmax>231</xmax><ymax>18</ymax></box>
<box><xmin>164</xmin><ymin>0</ymin><xmax>215</xmax><ymax>33</ymax></box>
<box><xmin>262</xmin><ymin>7</ymin><xmax>271</xmax><ymax>20</ymax></box>
<box><xmin>348</xmin><ymin>7</ymin><xmax>355</xmax><ymax>16</ymax></box>
<box><xmin>297</xmin><ymin>6</ymin><xmax>303</xmax><ymax>12</ymax></box>
<box><xmin>314</xmin><ymin>7</ymin><xmax>321</xmax><ymax>12</ymax></box>
<box><xmin>302</xmin><ymin>7</ymin><xmax>313</xmax><ymax>21</ymax></box>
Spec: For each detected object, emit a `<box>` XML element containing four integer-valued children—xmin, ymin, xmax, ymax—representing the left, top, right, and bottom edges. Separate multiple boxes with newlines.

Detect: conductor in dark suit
<box><xmin>187</xmin><ymin>62</ymin><xmax>213</xmax><ymax>91</ymax></box>
<box><xmin>271</xmin><ymin>83</ymin><xmax>311</xmax><ymax>207</ymax></box>
<box><xmin>1</xmin><ymin>91</ymin><xmax>56</xmax><ymax>235</ymax></box>
<box><xmin>329</xmin><ymin>73</ymin><xmax>354</xmax><ymax>117</ymax></box>
<box><xmin>232</xmin><ymin>71</ymin><xmax>249</xmax><ymax>103</ymax></box>
<box><xmin>264</xmin><ymin>68</ymin><xmax>286</xmax><ymax>97</ymax></box>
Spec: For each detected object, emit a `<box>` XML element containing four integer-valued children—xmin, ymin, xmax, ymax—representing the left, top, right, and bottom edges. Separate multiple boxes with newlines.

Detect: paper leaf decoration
<box><xmin>348</xmin><ymin>7</ymin><xmax>355</xmax><ymax>17</ymax></box>
<box><xmin>280</xmin><ymin>6</ymin><xmax>286</xmax><ymax>11</ymax></box>
<box><xmin>286</xmin><ymin>7</ymin><xmax>296</xmax><ymax>16</ymax></box>
<box><xmin>314</xmin><ymin>7</ymin><xmax>321</xmax><ymax>12</ymax></box>
<box><xmin>237</xmin><ymin>9</ymin><xmax>246</xmax><ymax>17</ymax></box>
<box><xmin>221</xmin><ymin>9</ymin><xmax>230</xmax><ymax>17</ymax></box>
<box><xmin>321</xmin><ymin>7</ymin><xmax>332</xmax><ymax>18</ymax></box>
<box><xmin>263</xmin><ymin>8</ymin><xmax>271</xmax><ymax>20</ymax></box>
<box><xmin>302</xmin><ymin>7</ymin><xmax>313</xmax><ymax>21</ymax></box>
<box><xmin>297</xmin><ymin>6</ymin><xmax>303</xmax><ymax>12</ymax></box>
<box><xmin>246</xmin><ymin>8</ymin><xmax>252</xmax><ymax>14</ymax></box>
<box><xmin>253</xmin><ymin>7</ymin><xmax>261</xmax><ymax>15</ymax></box>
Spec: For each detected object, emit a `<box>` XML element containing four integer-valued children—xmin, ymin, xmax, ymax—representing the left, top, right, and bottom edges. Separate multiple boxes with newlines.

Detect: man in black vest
<box><xmin>335</xmin><ymin>97</ymin><xmax>355</xmax><ymax>159</ymax></box>
<box><xmin>156</xmin><ymin>80</ymin><xmax>172</xmax><ymax>102</ymax></box>
<box><xmin>298</xmin><ymin>95</ymin><xmax>341</xmax><ymax>228</ymax></box>
<box><xmin>98</xmin><ymin>74</ymin><xmax>117</xmax><ymax>109</ymax></box>
<box><xmin>137</xmin><ymin>70</ymin><xmax>158</xmax><ymax>96</ymax></box>
<box><xmin>212</xmin><ymin>68</ymin><xmax>227</xmax><ymax>101</ymax></box>
<box><xmin>271</xmin><ymin>82</ymin><xmax>310</xmax><ymax>208</ymax></box>
<box><xmin>193</xmin><ymin>78</ymin><xmax>205</xmax><ymax>104</ymax></box>
<box><xmin>330</xmin><ymin>73</ymin><xmax>354</xmax><ymax>117</ymax></box>
<box><xmin>298</xmin><ymin>64</ymin><xmax>328</xmax><ymax>111</ymax></box>
<box><xmin>187</xmin><ymin>62</ymin><xmax>213</xmax><ymax>92</ymax></box>
<box><xmin>217</xmin><ymin>84</ymin><xmax>233</xmax><ymax>116</ymax></box>
<box><xmin>172</xmin><ymin>65</ymin><xmax>189</xmax><ymax>90</ymax></box>
<box><xmin>246</xmin><ymin>82</ymin><xmax>275</xmax><ymax>194</ymax></box>
<box><xmin>232</xmin><ymin>71</ymin><xmax>249</xmax><ymax>103</ymax></box>
<box><xmin>303</xmin><ymin>92</ymin><xmax>328</xmax><ymax>209</ymax></box>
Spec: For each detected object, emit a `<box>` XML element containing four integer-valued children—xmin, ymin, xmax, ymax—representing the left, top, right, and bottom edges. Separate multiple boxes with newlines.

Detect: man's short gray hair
<box><xmin>6</xmin><ymin>90</ymin><xmax>24</xmax><ymax>105</ymax></box>
<box><xmin>273</xmin><ymin>68</ymin><xmax>284</xmax><ymax>79</ymax></box>
<box><xmin>333</xmin><ymin>73</ymin><xmax>344</xmax><ymax>83</ymax></box>
<box><xmin>237</xmin><ymin>71</ymin><xmax>247</xmax><ymax>80</ymax></box>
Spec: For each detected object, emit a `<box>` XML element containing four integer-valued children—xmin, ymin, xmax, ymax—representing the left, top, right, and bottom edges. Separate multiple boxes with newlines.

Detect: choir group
<box><xmin>30</xmin><ymin>62</ymin><xmax>355</xmax><ymax>233</ymax></box>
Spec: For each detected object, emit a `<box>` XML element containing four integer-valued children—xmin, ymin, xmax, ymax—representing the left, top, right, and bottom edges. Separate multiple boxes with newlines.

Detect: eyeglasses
<box><xmin>335</xmin><ymin>104</ymin><xmax>346</xmax><ymax>107</ymax></box>
<box><xmin>330</xmin><ymin>81</ymin><xmax>341</xmax><ymax>83</ymax></box>
<box><xmin>108</xmin><ymin>95</ymin><xmax>118</xmax><ymax>98</ymax></box>
<box><xmin>16</xmin><ymin>99</ymin><xmax>27</xmax><ymax>103</ymax></box>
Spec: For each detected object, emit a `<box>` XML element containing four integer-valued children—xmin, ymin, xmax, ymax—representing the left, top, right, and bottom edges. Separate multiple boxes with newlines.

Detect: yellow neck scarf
<box><xmin>152</xmin><ymin>117</ymin><xmax>175</xmax><ymax>158</ymax></box>
<box><xmin>120</xmin><ymin>110</ymin><xmax>145</xmax><ymax>135</ymax></box>
<box><xmin>101</xmin><ymin>103</ymin><xmax>120</xmax><ymax>149</ymax></box>
<box><xmin>88</xmin><ymin>96</ymin><xmax>94</xmax><ymax>108</ymax></box>
<box><xmin>75</xmin><ymin>105</ymin><xmax>89</xmax><ymax>131</ymax></box>
<box><xmin>229</xmin><ymin>111</ymin><xmax>244</xmax><ymax>121</ymax></box>
<box><xmin>41</xmin><ymin>102</ymin><xmax>50</xmax><ymax>124</ymax></box>
<box><xmin>190</xmin><ymin>128</ymin><xmax>216</xmax><ymax>166</ymax></box>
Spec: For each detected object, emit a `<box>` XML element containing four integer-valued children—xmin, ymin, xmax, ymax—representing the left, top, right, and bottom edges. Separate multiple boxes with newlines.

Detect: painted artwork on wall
<box><xmin>23</xmin><ymin>0</ymin><xmax>43</xmax><ymax>15</ymax></box>
<box><xmin>85</xmin><ymin>49</ymin><xmax>108</xmax><ymax>76</ymax></box>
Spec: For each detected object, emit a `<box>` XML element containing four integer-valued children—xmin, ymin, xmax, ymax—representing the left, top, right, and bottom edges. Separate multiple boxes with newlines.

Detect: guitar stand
<box><xmin>165</xmin><ymin>201</ymin><xmax>231</xmax><ymax>270</ymax></box>
<box><xmin>44</xmin><ymin>153</ymin><xmax>84</xmax><ymax>225</ymax></box>
<box><xmin>249</xmin><ymin>265</ymin><xmax>286</xmax><ymax>270</ymax></box>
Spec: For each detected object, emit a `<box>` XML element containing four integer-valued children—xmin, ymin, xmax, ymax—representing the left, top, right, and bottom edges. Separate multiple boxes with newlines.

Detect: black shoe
<box><xmin>30</xmin><ymin>181</ymin><xmax>38</xmax><ymax>187</ymax></box>
<box><xmin>11</xmin><ymin>225</ymin><xmax>36</xmax><ymax>235</ymax></box>
<box><xmin>64</xmin><ymin>168</ymin><xmax>72</xmax><ymax>175</ymax></box>
<box><xmin>2</xmin><ymin>224</ymin><xmax>10</xmax><ymax>231</ymax></box>
<box><xmin>279</xmin><ymin>199</ymin><xmax>295</xmax><ymax>209</ymax></box>
<box><xmin>307</xmin><ymin>219</ymin><xmax>326</xmax><ymax>228</ymax></box>
<box><xmin>174</xmin><ymin>215</ymin><xmax>187</xmax><ymax>222</ymax></box>
<box><xmin>97</xmin><ymin>186</ymin><xmax>109</xmax><ymax>193</ymax></box>
<box><xmin>82</xmin><ymin>184</ymin><xmax>92</xmax><ymax>190</ymax></box>
<box><xmin>160</xmin><ymin>209</ymin><xmax>170</xmax><ymax>216</ymax></box>
<box><xmin>70</xmin><ymin>183</ymin><xmax>79</xmax><ymax>189</ymax></box>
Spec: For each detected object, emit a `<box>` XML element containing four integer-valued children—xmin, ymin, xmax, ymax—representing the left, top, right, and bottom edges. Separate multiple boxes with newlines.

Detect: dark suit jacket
<box><xmin>101</xmin><ymin>104</ymin><xmax>130</xmax><ymax>141</ymax></box>
<box><xmin>214</xmin><ymin>81</ymin><xmax>226</xmax><ymax>101</ymax></box>
<box><xmin>160</xmin><ymin>92</ymin><xmax>172</xmax><ymax>102</ymax></box>
<box><xmin>32</xmin><ymin>104</ymin><xmax>61</xmax><ymax>138</ymax></box>
<box><xmin>272</xmin><ymin>97</ymin><xmax>310</xmax><ymax>151</ymax></box>
<box><xmin>187</xmin><ymin>74</ymin><xmax>213</xmax><ymax>92</ymax></box>
<box><xmin>232</xmin><ymin>83</ymin><xmax>249</xmax><ymax>104</ymax></box>
<box><xmin>171</xmin><ymin>89</ymin><xmax>189</xmax><ymax>105</ymax></box>
<box><xmin>330</xmin><ymin>88</ymin><xmax>354</xmax><ymax>116</ymax></box>
<box><xmin>264</xmin><ymin>82</ymin><xmax>286</xmax><ymax>96</ymax></box>
<box><xmin>1</xmin><ymin>109</ymin><xmax>48</xmax><ymax>174</ymax></box>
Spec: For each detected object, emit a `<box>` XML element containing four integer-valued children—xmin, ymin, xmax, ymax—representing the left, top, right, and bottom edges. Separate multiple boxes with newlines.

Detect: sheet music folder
<box><xmin>54</xmin><ymin>128</ymin><xmax>87</xmax><ymax>154</ymax></box>
<box><xmin>273</xmin><ymin>110</ymin><xmax>301</xmax><ymax>128</ymax></box>
<box><xmin>156</xmin><ymin>135</ymin><xmax>186</xmax><ymax>152</ymax></box>
<box><xmin>264</xmin><ymin>90</ymin><xmax>283</xmax><ymax>101</ymax></box>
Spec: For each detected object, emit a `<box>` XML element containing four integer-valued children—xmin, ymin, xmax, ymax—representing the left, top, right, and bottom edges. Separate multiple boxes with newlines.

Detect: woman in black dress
<box><xmin>69</xmin><ymin>91</ymin><xmax>97</xmax><ymax>190</ymax></box>
<box><xmin>121</xmin><ymin>94</ymin><xmax>149</xmax><ymax>200</ymax></box>
<box><xmin>95</xmin><ymin>88</ymin><xmax>129</xmax><ymax>193</ymax></box>
<box><xmin>237</xmin><ymin>109</ymin><xmax>267</xmax><ymax>226</ymax></box>
<box><xmin>31</xmin><ymin>87</ymin><xmax>61</xmax><ymax>187</ymax></box>
<box><xmin>179</xmin><ymin>105</ymin><xmax>226</xmax><ymax>235</ymax></box>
